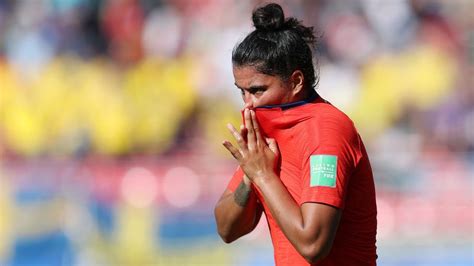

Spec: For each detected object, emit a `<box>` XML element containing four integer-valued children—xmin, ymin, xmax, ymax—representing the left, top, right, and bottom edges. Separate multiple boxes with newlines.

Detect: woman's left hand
<box><xmin>223</xmin><ymin>109</ymin><xmax>279</xmax><ymax>183</ymax></box>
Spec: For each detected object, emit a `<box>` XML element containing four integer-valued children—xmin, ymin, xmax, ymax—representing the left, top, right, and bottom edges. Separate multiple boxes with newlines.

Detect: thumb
<box><xmin>266</xmin><ymin>138</ymin><xmax>279</xmax><ymax>156</ymax></box>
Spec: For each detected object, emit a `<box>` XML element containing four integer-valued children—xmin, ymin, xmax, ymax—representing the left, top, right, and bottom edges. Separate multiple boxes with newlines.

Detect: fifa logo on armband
<box><xmin>310</xmin><ymin>155</ymin><xmax>337</xmax><ymax>188</ymax></box>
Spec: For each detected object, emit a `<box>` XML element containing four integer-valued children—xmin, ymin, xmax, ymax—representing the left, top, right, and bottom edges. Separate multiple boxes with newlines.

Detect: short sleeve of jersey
<box><xmin>226</xmin><ymin>166</ymin><xmax>244</xmax><ymax>192</ymax></box>
<box><xmin>301</xmin><ymin>114</ymin><xmax>362</xmax><ymax>209</ymax></box>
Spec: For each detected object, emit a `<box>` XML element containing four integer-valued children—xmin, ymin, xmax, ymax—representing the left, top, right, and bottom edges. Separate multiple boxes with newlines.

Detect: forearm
<box><xmin>214</xmin><ymin>180</ymin><xmax>261</xmax><ymax>243</ymax></box>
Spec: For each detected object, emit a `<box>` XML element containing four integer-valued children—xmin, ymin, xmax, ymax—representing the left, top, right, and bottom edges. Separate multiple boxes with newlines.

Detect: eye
<box><xmin>249</xmin><ymin>87</ymin><xmax>265</xmax><ymax>95</ymax></box>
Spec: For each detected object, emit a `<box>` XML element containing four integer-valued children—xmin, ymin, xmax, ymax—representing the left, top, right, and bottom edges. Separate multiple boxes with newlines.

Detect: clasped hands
<box><xmin>223</xmin><ymin>109</ymin><xmax>279</xmax><ymax>184</ymax></box>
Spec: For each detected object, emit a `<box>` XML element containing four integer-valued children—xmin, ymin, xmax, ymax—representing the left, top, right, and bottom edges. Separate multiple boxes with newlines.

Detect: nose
<box><xmin>244</xmin><ymin>101</ymin><xmax>254</xmax><ymax>109</ymax></box>
<box><xmin>243</xmin><ymin>92</ymin><xmax>255</xmax><ymax>109</ymax></box>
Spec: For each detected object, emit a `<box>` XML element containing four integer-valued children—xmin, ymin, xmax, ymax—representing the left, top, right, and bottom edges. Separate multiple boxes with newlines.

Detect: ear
<box><xmin>289</xmin><ymin>70</ymin><xmax>305</xmax><ymax>97</ymax></box>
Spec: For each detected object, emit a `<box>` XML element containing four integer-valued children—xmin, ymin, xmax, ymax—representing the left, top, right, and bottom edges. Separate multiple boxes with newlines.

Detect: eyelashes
<box><xmin>240</xmin><ymin>88</ymin><xmax>265</xmax><ymax>96</ymax></box>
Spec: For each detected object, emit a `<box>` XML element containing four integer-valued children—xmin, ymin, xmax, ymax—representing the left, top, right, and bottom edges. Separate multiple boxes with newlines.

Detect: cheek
<box><xmin>255</xmin><ymin>93</ymin><xmax>280</xmax><ymax>106</ymax></box>
<box><xmin>266</xmin><ymin>89</ymin><xmax>290</xmax><ymax>105</ymax></box>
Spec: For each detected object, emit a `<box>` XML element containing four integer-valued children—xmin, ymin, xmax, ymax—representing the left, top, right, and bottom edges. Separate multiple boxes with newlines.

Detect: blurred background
<box><xmin>0</xmin><ymin>0</ymin><xmax>472</xmax><ymax>265</ymax></box>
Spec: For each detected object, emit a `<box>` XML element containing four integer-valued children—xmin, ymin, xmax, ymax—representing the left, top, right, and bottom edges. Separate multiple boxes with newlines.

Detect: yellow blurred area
<box><xmin>153</xmin><ymin>245</ymin><xmax>229</xmax><ymax>266</ymax></box>
<box><xmin>0</xmin><ymin>56</ymin><xmax>197</xmax><ymax>156</ymax></box>
<box><xmin>399</xmin><ymin>46</ymin><xmax>456</xmax><ymax>109</ymax></box>
<box><xmin>111</xmin><ymin>205</ymin><xmax>229</xmax><ymax>265</ymax></box>
<box><xmin>0</xmin><ymin>174</ymin><xmax>12</xmax><ymax>261</ymax></box>
<box><xmin>200</xmin><ymin>98</ymin><xmax>242</xmax><ymax>156</ymax></box>
<box><xmin>350</xmin><ymin>45</ymin><xmax>456</xmax><ymax>137</ymax></box>
<box><xmin>115</xmin><ymin>205</ymin><xmax>156</xmax><ymax>264</ymax></box>
<box><xmin>123</xmin><ymin>58</ymin><xmax>196</xmax><ymax>154</ymax></box>
<box><xmin>1</xmin><ymin>43</ymin><xmax>456</xmax><ymax>157</ymax></box>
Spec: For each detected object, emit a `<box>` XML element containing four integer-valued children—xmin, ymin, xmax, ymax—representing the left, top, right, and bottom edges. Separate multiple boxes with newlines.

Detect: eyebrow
<box><xmin>234</xmin><ymin>83</ymin><xmax>267</xmax><ymax>91</ymax></box>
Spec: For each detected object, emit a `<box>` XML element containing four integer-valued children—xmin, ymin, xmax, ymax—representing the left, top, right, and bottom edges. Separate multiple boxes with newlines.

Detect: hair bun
<box><xmin>252</xmin><ymin>3</ymin><xmax>285</xmax><ymax>31</ymax></box>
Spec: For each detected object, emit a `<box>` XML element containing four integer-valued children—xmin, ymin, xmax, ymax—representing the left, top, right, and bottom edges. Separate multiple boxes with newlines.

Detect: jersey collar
<box><xmin>240</xmin><ymin>90</ymin><xmax>328</xmax><ymax>138</ymax></box>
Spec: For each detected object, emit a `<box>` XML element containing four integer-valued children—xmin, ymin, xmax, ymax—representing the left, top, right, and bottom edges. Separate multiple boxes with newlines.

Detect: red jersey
<box><xmin>226</xmin><ymin>95</ymin><xmax>377</xmax><ymax>266</ymax></box>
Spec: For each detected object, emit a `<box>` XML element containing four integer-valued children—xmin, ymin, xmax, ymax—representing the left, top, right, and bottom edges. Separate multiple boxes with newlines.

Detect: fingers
<box><xmin>222</xmin><ymin>141</ymin><xmax>243</xmax><ymax>161</ymax></box>
<box><xmin>244</xmin><ymin>109</ymin><xmax>256</xmax><ymax>151</ymax></box>
<box><xmin>266</xmin><ymin>138</ymin><xmax>280</xmax><ymax>156</ymax></box>
<box><xmin>240</xmin><ymin>124</ymin><xmax>248</xmax><ymax>143</ymax></box>
<box><xmin>227</xmin><ymin>123</ymin><xmax>248</xmax><ymax>152</ymax></box>
<box><xmin>250</xmin><ymin>110</ymin><xmax>263</xmax><ymax>146</ymax></box>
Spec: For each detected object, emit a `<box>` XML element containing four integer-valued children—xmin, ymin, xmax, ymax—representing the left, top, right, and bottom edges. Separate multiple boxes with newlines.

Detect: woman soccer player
<box><xmin>214</xmin><ymin>3</ymin><xmax>377</xmax><ymax>266</ymax></box>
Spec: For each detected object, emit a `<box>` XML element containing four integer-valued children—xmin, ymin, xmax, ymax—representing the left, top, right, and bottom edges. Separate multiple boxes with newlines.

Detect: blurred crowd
<box><xmin>0</xmin><ymin>0</ymin><xmax>473</xmax><ymax>265</ymax></box>
<box><xmin>0</xmin><ymin>0</ymin><xmax>472</xmax><ymax>157</ymax></box>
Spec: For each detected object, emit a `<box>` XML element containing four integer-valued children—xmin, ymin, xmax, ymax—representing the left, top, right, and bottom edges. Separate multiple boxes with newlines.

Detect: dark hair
<box><xmin>232</xmin><ymin>3</ymin><xmax>319</xmax><ymax>90</ymax></box>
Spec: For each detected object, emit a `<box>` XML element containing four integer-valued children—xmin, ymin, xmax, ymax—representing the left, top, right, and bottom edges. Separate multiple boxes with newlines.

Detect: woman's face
<box><xmin>233</xmin><ymin>65</ymin><xmax>297</xmax><ymax>108</ymax></box>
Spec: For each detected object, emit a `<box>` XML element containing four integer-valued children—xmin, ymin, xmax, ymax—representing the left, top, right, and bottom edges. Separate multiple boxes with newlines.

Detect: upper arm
<box><xmin>301</xmin><ymin>114</ymin><xmax>361</xmax><ymax>209</ymax></box>
<box><xmin>295</xmin><ymin>115</ymin><xmax>357</xmax><ymax>260</ymax></box>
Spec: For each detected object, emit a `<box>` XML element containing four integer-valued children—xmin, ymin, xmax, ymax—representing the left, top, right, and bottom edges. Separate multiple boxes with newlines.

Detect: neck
<box><xmin>296</xmin><ymin>89</ymin><xmax>316</xmax><ymax>102</ymax></box>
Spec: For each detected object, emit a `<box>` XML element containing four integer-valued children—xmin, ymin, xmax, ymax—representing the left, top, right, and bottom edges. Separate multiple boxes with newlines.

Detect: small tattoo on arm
<box><xmin>234</xmin><ymin>181</ymin><xmax>252</xmax><ymax>207</ymax></box>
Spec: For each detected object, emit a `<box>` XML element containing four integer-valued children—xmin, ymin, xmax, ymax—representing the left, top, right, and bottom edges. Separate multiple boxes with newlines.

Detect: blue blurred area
<box><xmin>88</xmin><ymin>200</ymin><xmax>115</xmax><ymax>238</ymax></box>
<box><xmin>158</xmin><ymin>209</ymin><xmax>219</xmax><ymax>246</ymax></box>
<box><xmin>15</xmin><ymin>189</ymin><xmax>55</xmax><ymax>205</ymax></box>
<box><xmin>10</xmin><ymin>231</ymin><xmax>74</xmax><ymax>266</ymax></box>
